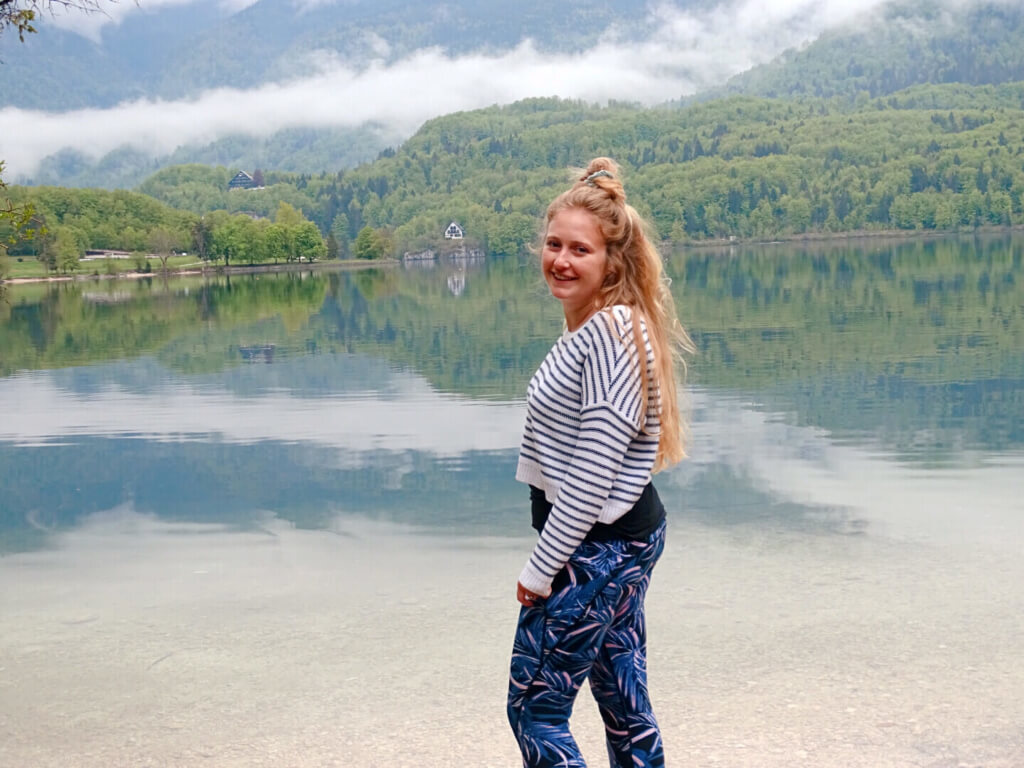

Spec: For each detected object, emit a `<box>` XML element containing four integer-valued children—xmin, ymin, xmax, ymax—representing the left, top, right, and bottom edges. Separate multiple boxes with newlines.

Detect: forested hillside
<box><xmin>718</xmin><ymin>1</ymin><xmax>1024</xmax><ymax>101</ymax></box>
<box><xmin>1</xmin><ymin>186</ymin><xmax>194</xmax><ymax>258</ymax></box>
<box><xmin>5</xmin><ymin>1</ymin><xmax>1024</xmax><ymax>261</ymax></box>
<box><xmin>128</xmin><ymin>83</ymin><xmax>1024</xmax><ymax>255</ymax></box>
<box><xmin>25</xmin><ymin>124</ymin><xmax>402</xmax><ymax>190</ymax></box>
<box><xmin>10</xmin><ymin>0</ymin><xmax>1024</xmax><ymax>192</ymax></box>
<box><xmin>7</xmin><ymin>80</ymin><xmax>1024</xmax><ymax>269</ymax></box>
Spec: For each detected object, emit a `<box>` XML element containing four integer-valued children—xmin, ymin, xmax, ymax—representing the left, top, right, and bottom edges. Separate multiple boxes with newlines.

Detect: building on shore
<box><xmin>229</xmin><ymin>171</ymin><xmax>256</xmax><ymax>190</ymax></box>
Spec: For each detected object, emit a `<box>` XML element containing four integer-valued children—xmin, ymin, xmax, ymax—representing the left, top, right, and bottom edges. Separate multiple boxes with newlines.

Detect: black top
<box><xmin>530</xmin><ymin>483</ymin><xmax>665</xmax><ymax>543</ymax></box>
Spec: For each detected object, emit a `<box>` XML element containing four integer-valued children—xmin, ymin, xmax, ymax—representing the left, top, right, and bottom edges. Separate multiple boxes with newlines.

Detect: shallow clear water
<box><xmin>1</xmin><ymin>236</ymin><xmax>1022</xmax><ymax>766</ymax></box>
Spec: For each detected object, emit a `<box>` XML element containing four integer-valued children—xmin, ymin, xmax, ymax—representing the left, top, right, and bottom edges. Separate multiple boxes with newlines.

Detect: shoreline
<box><xmin>674</xmin><ymin>222</ymin><xmax>1024</xmax><ymax>250</ymax></box>
<box><xmin>4</xmin><ymin>224</ymin><xmax>1023</xmax><ymax>285</ymax></box>
<box><xmin>1</xmin><ymin>258</ymin><xmax>401</xmax><ymax>286</ymax></box>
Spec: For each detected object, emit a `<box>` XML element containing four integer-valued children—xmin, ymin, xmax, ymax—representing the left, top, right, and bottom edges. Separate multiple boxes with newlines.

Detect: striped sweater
<box><xmin>516</xmin><ymin>305</ymin><xmax>661</xmax><ymax>595</ymax></box>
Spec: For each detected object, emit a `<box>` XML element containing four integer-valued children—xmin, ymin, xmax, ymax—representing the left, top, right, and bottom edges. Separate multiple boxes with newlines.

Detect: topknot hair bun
<box><xmin>577</xmin><ymin>157</ymin><xmax>625</xmax><ymax>203</ymax></box>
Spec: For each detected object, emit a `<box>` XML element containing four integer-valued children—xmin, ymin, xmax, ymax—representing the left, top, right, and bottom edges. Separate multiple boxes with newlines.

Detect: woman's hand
<box><xmin>517</xmin><ymin>581</ymin><xmax>544</xmax><ymax>607</ymax></box>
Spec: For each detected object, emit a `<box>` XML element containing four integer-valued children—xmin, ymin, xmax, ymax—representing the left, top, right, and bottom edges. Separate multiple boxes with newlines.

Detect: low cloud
<box><xmin>0</xmin><ymin>0</ymin><xmax>963</xmax><ymax>178</ymax></box>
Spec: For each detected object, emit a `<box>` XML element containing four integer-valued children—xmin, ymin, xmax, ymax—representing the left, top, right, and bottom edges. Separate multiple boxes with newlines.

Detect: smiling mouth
<box><xmin>551</xmin><ymin>273</ymin><xmax>576</xmax><ymax>281</ymax></box>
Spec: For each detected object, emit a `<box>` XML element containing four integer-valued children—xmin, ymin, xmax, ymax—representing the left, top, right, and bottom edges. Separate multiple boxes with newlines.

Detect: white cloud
<box><xmin>291</xmin><ymin>0</ymin><xmax>342</xmax><ymax>10</ymax></box>
<box><xmin>0</xmin><ymin>366</ymin><xmax>525</xmax><ymax>456</ymax></box>
<box><xmin>44</xmin><ymin>0</ymin><xmax>258</xmax><ymax>39</ymax></box>
<box><xmin>3</xmin><ymin>370</ymin><xmax>1022</xmax><ymax>549</ymax></box>
<box><xmin>0</xmin><ymin>0</ymin><xmax>987</xmax><ymax>178</ymax></box>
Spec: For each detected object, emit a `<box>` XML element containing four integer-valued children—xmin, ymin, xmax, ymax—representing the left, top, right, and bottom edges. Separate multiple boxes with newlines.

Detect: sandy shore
<box><xmin>1</xmin><ymin>511</ymin><xmax>1022</xmax><ymax>767</ymax></box>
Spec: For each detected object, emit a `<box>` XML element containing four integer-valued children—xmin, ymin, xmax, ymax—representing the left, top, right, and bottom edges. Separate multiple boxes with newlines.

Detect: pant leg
<box><xmin>589</xmin><ymin>522</ymin><xmax>666</xmax><ymax>768</ymax></box>
<box><xmin>508</xmin><ymin>524</ymin><xmax>666</xmax><ymax>768</ymax></box>
<box><xmin>507</xmin><ymin>601</ymin><xmax>594</xmax><ymax>767</ymax></box>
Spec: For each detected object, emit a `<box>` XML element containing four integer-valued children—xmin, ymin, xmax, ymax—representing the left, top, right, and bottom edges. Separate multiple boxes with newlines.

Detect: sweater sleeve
<box><xmin>518</xmin><ymin>310</ymin><xmax>643</xmax><ymax>596</ymax></box>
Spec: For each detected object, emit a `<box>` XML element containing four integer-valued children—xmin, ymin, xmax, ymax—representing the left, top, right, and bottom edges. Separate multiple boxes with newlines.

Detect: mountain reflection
<box><xmin>1</xmin><ymin>235</ymin><xmax>1021</xmax><ymax>552</ymax></box>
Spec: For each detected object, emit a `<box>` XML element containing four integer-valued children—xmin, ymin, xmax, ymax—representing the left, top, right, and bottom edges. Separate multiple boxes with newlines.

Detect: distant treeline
<box><xmin>0</xmin><ymin>186</ymin><xmax>328</xmax><ymax>272</ymax></box>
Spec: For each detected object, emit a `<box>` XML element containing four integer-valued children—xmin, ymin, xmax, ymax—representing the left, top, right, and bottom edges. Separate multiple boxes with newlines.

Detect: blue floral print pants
<box><xmin>507</xmin><ymin>521</ymin><xmax>667</xmax><ymax>768</ymax></box>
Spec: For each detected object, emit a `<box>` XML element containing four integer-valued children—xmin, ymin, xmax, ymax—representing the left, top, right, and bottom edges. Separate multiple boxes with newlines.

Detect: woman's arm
<box><xmin>517</xmin><ymin>310</ymin><xmax>645</xmax><ymax>597</ymax></box>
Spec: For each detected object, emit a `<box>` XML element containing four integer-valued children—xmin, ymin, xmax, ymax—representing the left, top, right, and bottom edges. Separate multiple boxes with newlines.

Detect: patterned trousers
<box><xmin>507</xmin><ymin>521</ymin><xmax>666</xmax><ymax>768</ymax></box>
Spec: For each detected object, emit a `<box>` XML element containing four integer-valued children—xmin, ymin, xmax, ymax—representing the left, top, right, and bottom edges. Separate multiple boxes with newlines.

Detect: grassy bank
<box><xmin>1</xmin><ymin>255</ymin><xmax>400</xmax><ymax>284</ymax></box>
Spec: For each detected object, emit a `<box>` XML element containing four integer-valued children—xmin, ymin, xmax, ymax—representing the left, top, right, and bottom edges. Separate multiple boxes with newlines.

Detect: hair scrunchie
<box><xmin>584</xmin><ymin>169</ymin><xmax>614</xmax><ymax>186</ymax></box>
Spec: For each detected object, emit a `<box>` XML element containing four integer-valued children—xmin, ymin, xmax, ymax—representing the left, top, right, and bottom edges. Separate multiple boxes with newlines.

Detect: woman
<box><xmin>507</xmin><ymin>158</ymin><xmax>693</xmax><ymax>768</ymax></box>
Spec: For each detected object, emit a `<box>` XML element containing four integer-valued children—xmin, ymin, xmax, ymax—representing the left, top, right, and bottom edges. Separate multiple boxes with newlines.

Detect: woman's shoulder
<box><xmin>570</xmin><ymin>306</ymin><xmax>645</xmax><ymax>359</ymax></box>
<box><xmin>588</xmin><ymin>304</ymin><xmax>638</xmax><ymax>337</ymax></box>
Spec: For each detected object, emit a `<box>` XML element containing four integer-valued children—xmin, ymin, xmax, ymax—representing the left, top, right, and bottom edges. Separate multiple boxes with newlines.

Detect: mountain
<box><xmin>717</xmin><ymin>1</ymin><xmax>1024</xmax><ymax>100</ymax></box>
<box><xmin>6</xmin><ymin>0</ymin><xmax>1024</xmax><ymax>191</ymax></box>
<box><xmin>0</xmin><ymin>1</ymin><xmax>230</xmax><ymax>109</ymax></box>
<box><xmin>0</xmin><ymin>0</ymin><xmax>654</xmax><ymax>109</ymax></box>
<box><xmin>25</xmin><ymin>123</ymin><xmax>404</xmax><ymax>189</ymax></box>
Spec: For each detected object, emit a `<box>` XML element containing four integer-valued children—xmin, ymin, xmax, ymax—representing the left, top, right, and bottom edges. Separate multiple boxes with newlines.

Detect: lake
<box><xmin>1</xmin><ymin>235</ymin><xmax>1022</xmax><ymax>767</ymax></box>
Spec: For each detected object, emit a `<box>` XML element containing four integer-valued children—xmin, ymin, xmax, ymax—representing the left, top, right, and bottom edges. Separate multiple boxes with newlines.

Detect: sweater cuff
<box><xmin>518</xmin><ymin>563</ymin><xmax>553</xmax><ymax>598</ymax></box>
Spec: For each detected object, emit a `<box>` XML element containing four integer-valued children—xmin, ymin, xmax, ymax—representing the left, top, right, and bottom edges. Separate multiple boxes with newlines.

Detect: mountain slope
<box><xmin>718</xmin><ymin>1</ymin><xmax>1024</xmax><ymax>100</ymax></box>
<box><xmin>0</xmin><ymin>0</ymin><xmax>655</xmax><ymax>109</ymax></box>
<box><xmin>156</xmin><ymin>0</ymin><xmax>654</xmax><ymax>99</ymax></box>
<box><xmin>123</xmin><ymin>84</ymin><xmax>1024</xmax><ymax>253</ymax></box>
<box><xmin>25</xmin><ymin>123</ymin><xmax>404</xmax><ymax>188</ymax></box>
<box><xmin>0</xmin><ymin>1</ymin><xmax>229</xmax><ymax>109</ymax></box>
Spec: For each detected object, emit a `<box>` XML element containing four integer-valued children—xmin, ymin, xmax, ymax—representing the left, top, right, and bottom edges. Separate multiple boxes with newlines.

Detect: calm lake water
<box><xmin>1</xmin><ymin>235</ymin><xmax>1022</xmax><ymax>767</ymax></box>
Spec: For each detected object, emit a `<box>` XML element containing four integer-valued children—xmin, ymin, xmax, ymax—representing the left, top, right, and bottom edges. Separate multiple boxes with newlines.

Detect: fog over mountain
<box><xmin>0</xmin><ymin>0</ymin><xmax>1017</xmax><ymax>184</ymax></box>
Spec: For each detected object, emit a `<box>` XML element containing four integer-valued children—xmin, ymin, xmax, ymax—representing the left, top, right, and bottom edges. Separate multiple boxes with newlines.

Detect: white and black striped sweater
<box><xmin>516</xmin><ymin>305</ymin><xmax>661</xmax><ymax>595</ymax></box>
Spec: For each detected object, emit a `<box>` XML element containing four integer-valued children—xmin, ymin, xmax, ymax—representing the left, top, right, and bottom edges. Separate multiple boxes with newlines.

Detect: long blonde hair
<box><xmin>544</xmin><ymin>157</ymin><xmax>695</xmax><ymax>471</ymax></box>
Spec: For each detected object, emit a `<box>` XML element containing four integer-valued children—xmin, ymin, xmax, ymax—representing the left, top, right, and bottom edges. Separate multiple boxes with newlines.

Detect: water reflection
<box><xmin>0</xmin><ymin>235</ymin><xmax>1022</xmax><ymax>555</ymax></box>
<box><xmin>3</xmin><ymin>236</ymin><xmax>1024</xmax><ymax>766</ymax></box>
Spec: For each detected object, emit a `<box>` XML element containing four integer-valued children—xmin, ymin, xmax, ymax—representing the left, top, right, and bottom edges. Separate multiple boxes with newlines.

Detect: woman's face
<box><xmin>542</xmin><ymin>207</ymin><xmax>609</xmax><ymax>330</ymax></box>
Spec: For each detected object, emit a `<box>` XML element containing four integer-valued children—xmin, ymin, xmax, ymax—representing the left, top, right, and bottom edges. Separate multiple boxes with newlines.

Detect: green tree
<box><xmin>53</xmin><ymin>226</ymin><xmax>81</xmax><ymax>273</ymax></box>
<box><xmin>273</xmin><ymin>202</ymin><xmax>317</xmax><ymax>263</ymax></box>
<box><xmin>0</xmin><ymin>160</ymin><xmax>39</xmax><ymax>266</ymax></box>
<box><xmin>274</xmin><ymin>201</ymin><xmax>306</xmax><ymax>229</ymax></box>
<box><xmin>330</xmin><ymin>212</ymin><xmax>350</xmax><ymax>241</ymax></box>
<box><xmin>192</xmin><ymin>216</ymin><xmax>214</xmax><ymax>262</ymax></box>
<box><xmin>489</xmin><ymin>212</ymin><xmax>536</xmax><ymax>257</ymax></box>
<box><xmin>148</xmin><ymin>226</ymin><xmax>176</xmax><ymax>272</ymax></box>
<box><xmin>264</xmin><ymin>223</ymin><xmax>287</xmax><ymax>264</ymax></box>
<box><xmin>294</xmin><ymin>220</ymin><xmax>326</xmax><ymax>262</ymax></box>
<box><xmin>354</xmin><ymin>226</ymin><xmax>386</xmax><ymax>260</ymax></box>
<box><xmin>210</xmin><ymin>213</ymin><xmax>257</xmax><ymax>267</ymax></box>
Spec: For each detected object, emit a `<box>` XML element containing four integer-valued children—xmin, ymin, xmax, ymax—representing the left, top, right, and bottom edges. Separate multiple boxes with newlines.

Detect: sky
<box><xmin>0</xmin><ymin>0</ymin><xmax>958</xmax><ymax>178</ymax></box>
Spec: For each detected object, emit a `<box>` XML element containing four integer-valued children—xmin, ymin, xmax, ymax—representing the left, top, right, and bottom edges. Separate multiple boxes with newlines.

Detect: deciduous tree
<box><xmin>354</xmin><ymin>226</ymin><xmax>385</xmax><ymax>260</ymax></box>
<box><xmin>53</xmin><ymin>226</ymin><xmax>81</xmax><ymax>274</ymax></box>
<box><xmin>148</xmin><ymin>226</ymin><xmax>175</xmax><ymax>272</ymax></box>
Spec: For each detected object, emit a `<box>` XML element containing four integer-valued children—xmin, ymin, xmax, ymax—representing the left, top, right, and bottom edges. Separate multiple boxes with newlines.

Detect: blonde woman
<box><xmin>507</xmin><ymin>158</ymin><xmax>693</xmax><ymax>768</ymax></box>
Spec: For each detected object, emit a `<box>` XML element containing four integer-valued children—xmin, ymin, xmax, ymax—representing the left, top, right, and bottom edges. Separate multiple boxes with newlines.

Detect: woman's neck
<box><xmin>563</xmin><ymin>304</ymin><xmax>600</xmax><ymax>333</ymax></box>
